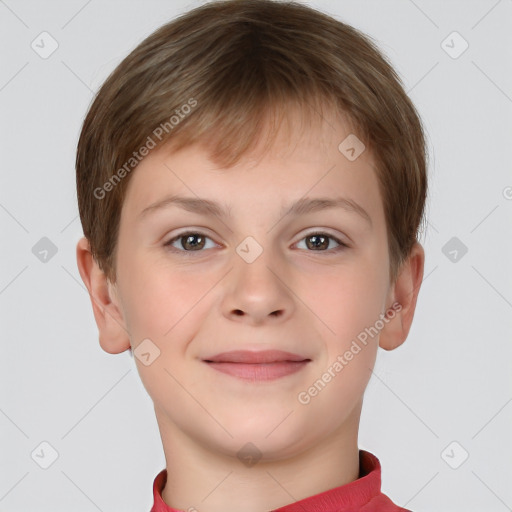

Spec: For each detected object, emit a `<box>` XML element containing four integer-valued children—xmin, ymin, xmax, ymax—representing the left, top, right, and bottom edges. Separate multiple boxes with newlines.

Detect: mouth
<box><xmin>203</xmin><ymin>350</ymin><xmax>311</xmax><ymax>381</ymax></box>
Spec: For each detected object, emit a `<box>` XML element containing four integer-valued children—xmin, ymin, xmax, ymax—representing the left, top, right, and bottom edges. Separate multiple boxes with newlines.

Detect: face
<box><xmin>110</xmin><ymin>108</ymin><xmax>394</xmax><ymax>461</ymax></box>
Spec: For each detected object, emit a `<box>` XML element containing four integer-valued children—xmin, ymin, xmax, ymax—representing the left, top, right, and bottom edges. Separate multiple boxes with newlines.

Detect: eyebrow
<box><xmin>138</xmin><ymin>194</ymin><xmax>372</xmax><ymax>226</ymax></box>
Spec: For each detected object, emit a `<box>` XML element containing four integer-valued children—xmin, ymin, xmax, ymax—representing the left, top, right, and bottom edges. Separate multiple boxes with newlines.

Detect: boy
<box><xmin>75</xmin><ymin>0</ymin><xmax>427</xmax><ymax>510</ymax></box>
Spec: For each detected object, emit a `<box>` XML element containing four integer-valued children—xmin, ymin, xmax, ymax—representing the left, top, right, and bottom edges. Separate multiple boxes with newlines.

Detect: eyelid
<box><xmin>163</xmin><ymin>229</ymin><xmax>219</xmax><ymax>250</ymax></box>
<box><xmin>298</xmin><ymin>228</ymin><xmax>349</xmax><ymax>245</ymax></box>
<box><xmin>294</xmin><ymin>231</ymin><xmax>350</xmax><ymax>253</ymax></box>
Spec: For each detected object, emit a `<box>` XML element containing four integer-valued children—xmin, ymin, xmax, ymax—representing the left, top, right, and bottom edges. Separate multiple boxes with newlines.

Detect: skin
<box><xmin>76</xmin><ymin>106</ymin><xmax>424</xmax><ymax>512</ymax></box>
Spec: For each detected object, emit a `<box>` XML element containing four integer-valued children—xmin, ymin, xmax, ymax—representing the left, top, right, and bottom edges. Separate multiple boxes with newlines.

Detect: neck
<box><xmin>157</xmin><ymin>405</ymin><xmax>362</xmax><ymax>512</ymax></box>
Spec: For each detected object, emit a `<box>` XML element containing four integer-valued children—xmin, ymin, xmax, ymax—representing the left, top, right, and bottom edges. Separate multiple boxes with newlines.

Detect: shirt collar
<box><xmin>151</xmin><ymin>449</ymin><xmax>383</xmax><ymax>512</ymax></box>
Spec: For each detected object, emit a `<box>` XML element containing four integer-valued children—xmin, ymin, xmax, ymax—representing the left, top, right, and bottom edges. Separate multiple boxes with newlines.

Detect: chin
<box><xmin>216</xmin><ymin>417</ymin><xmax>311</xmax><ymax>460</ymax></box>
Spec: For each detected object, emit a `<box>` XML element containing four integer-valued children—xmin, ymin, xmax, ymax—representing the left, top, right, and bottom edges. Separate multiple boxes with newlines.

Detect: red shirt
<box><xmin>151</xmin><ymin>449</ymin><xmax>412</xmax><ymax>511</ymax></box>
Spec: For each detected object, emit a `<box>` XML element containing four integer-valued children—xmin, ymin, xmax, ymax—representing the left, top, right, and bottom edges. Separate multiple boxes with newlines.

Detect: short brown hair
<box><xmin>76</xmin><ymin>0</ymin><xmax>428</xmax><ymax>285</ymax></box>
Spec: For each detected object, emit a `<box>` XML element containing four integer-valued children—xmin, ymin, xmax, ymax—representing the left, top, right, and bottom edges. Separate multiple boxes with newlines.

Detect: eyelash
<box><xmin>163</xmin><ymin>231</ymin><xmax>349</xmax><ymax>256</ymax></box>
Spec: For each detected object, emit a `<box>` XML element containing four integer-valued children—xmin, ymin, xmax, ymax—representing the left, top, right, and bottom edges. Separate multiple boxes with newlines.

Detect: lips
<box><xmin>203</xmin><ymin>350</ymin><xmax>311</xmax><ymax>381</ymax></box>
<box><xmin>203</xmin><ymin>350</ymin><xmax>310</xmax><ymax>364</ymax></box>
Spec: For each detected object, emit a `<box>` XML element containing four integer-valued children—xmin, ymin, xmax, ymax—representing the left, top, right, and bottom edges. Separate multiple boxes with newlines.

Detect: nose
<box><xmin>221</xmin><ymin>245</ymin><xmax>295</xmax><ymax>325</ymax></box>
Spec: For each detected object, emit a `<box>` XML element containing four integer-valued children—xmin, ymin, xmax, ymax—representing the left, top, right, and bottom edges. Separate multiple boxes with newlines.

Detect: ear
<box><xmin>76</xmin><ymin>236</ymin><xmax>131</xmax><ymax>354</ymax></box>
<box><xmin>379</xmin><ymin>242</ymin><xmax>425</xmax><ymax>351</ymax></box>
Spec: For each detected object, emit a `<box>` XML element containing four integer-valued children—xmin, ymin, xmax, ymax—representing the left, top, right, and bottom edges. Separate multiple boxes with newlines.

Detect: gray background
<box><xmin>1</xmin><ymin>0</ymin><xmax>511</xmax><ymax>511</ymax></box>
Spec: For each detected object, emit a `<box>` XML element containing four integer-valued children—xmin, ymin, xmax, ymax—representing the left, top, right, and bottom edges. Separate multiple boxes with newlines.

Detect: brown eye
<box><xmin>164</xmin><ymin>232</ymin><xmax>215</xmax><ymax>253</ymax></box>
<box><xmin>180</xmin><ymin>234</ymin><xmax>205</xmax><ymax>251</ymax></box>
<box><xmin>306</xmin><ymin>234</ymin><xmax>329</xmax><ymax>250</ymax></box>
<box><xmin>297</xmin><ymin>232</ymin><xmax>348</xmax><ymax>253</ymax></box>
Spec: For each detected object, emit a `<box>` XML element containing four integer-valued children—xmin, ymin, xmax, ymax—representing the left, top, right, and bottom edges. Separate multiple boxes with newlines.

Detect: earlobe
<box><xmin>75</xmin><ymin>237</ymin><xmax>131</xmax><ymax>354</ymax></box>
<box><xmin>379</xmin><ymin>242</ymin><xmax>425</xmax><ymax>351</ymax></box>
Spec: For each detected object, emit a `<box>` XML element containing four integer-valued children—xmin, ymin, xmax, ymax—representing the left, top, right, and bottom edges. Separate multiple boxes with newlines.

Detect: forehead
<box><xmin>120</xmin><ymin>107</ymin><xmax>381</xmax><ymax>226</ymax></box>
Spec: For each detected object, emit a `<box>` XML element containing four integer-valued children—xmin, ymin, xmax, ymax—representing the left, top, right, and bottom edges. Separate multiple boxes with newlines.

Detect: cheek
<box><xmin>120</xmin><ymin>256</ymin><xmax>215</xmax><ymax>348</ymax></box>
<box><xmin>310</xmin><ymin>262</ymin><xmax>387</xmax><ymax>341</ymax></box>
<box><xmin>118</xmin><ymin>263</ymin><xmax>210</xmax><ymax>398</ymax></box>
<box><xmin>117</xmin><ymin>252</ymin><xmax>177</xmax><ymax>340</ymax></box>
